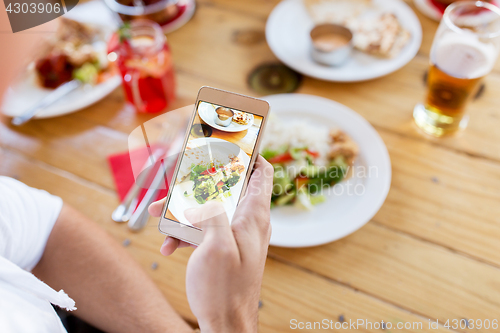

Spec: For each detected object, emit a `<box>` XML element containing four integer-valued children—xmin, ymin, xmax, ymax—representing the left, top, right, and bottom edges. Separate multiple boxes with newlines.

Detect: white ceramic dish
<box><xmin>1</xmin><ymin>1</ymin><xmax>121</xmax><ymax>119</ymax></box>
<box><xmin>169</xmin><ymin>137</ymin><xmax>251</xmax><ymax>226</ymax></box>
<box><xmin>262</xmin><ymin>94</ymin><xmax>392</xmax><ymax>247</ymax></box>
<box><xmin>198</xmin><ymin>101</ymin><xmax>255</xmax><ymax>132</ymax></box>
<box><xmin>265</xmin><ymin>0</ymin><xmax>422</xmax><ymax>82</ymax></box>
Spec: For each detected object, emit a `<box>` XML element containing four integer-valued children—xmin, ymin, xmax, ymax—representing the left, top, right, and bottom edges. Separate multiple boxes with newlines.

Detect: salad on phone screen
<box><xmin>182</xmin><ymin>156</ymin><xmax>245</xmax><ymax>204</ymax></box>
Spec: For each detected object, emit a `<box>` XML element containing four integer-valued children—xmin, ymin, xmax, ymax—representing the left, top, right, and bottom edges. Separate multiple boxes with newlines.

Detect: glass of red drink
<box><xmin>113</xmin><ymin>20</ymin><xmax>175</xmax><ymax>113</ymax></box>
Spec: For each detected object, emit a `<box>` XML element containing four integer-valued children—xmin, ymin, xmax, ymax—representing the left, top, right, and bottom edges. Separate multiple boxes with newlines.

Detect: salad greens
<box><xmin>184</xmin><ymin>161</ymin><xmax>242</xmax><ymax>205</ymax></box>
<box><xmin>73</xmin><ymin>62</ymin><xmax>99</xmax><ymax>84</ymax></box>
<box><xmin>263</xmin><ymin>146</ymin><xmax>349</xmax><ymax>210</ymax></box>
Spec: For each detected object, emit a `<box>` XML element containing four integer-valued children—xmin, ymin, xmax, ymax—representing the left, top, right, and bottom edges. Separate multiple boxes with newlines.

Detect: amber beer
<box><xmin>416</xmin><ymin>30</ymin><xmax>497</xmax><ymax>136</ymax></box>
<box><xmin>425</xmin><ymin>63</ymin><xmax>484</xmax><ymax>118</ymax></box>
<box><xmin>414</xmin><ymin>1</ymin><xmax>500</xmax><ymax>137</ymax></box>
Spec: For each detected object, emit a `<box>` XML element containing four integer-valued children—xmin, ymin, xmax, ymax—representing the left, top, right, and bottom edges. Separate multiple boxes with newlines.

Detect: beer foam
<box><xmin>432</xmin><ymin>31</ymin><xmax>498</xmax><ymax>79</ymax></box>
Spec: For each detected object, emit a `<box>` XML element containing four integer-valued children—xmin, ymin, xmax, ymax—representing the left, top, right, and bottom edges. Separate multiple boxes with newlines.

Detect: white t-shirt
<box><xmin>0</xmin><ymin>176</ymin><xmax>75</xmax><ymax>333</ymax></box>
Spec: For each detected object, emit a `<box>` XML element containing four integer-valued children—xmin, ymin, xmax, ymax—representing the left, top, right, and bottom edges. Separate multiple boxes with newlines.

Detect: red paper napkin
<box><xmin>108</xmin><ymin>145</ymin><xmax>173</xmax><ymax>212</ymax></box>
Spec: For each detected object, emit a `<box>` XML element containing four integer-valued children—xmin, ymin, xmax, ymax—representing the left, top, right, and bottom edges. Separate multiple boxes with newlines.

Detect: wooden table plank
<box><xmin>374</xmin><ymin>131</ymin><xmax>500</xmax><ymax>266</ymax></box>
<box><xmin>0</xmin><ymin>146</ymin><xmax>458</xmax><ymax>333</ymax></box>
<box><xmin>268</xmin><ymin>221</ymin><xmax>500</xmax><ymax>332</ymax></box>
<box><xmin>260</xmin><ymin>259</ymin><xmax>454</xmax><ymax>333</ymax></box>
<box><xmin>0</xmin><ymin>115</ymin><xmax>128</xmax><ymax>189</ymax></box>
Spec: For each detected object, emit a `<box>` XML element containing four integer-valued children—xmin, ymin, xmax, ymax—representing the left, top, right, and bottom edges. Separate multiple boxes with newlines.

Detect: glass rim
<box><xmin>129</xmin><ymin>19</ymin><xmax>166</xmax><ymax>54</ymax></box>
<box><xmin>443</xmin><ymin>1</ymin><xmax>500</xmax><ymax>39</ymax></box>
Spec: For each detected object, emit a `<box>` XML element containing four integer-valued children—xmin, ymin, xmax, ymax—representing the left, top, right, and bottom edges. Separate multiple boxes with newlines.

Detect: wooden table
<box><xmin>1</xmin><ymin>1</ymin><xmax>500</xmax><ymax>331</ymax></box>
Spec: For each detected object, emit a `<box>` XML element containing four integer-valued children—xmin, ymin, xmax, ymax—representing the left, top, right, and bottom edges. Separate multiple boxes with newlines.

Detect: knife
<box><xmin>11</xmin><ymin>80</ymin><xmax>82</xmax><ymax>126</ymax></box>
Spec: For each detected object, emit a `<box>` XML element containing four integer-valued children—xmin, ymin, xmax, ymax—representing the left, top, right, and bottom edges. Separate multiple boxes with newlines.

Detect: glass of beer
<box><xmin>414</xmin><ymin>1</ymin><xmax>500</xmax><ymax>137</ymax></box>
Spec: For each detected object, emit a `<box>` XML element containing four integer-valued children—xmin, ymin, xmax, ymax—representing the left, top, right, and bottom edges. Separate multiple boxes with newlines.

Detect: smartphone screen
<box><xmin>164</xmin><ymin>100</ymin><xmax>264</xmax><ymax>228</ymax></box>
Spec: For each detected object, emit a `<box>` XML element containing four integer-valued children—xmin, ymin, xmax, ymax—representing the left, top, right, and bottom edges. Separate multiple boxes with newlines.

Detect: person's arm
<box><xmin>32</xmin><ymin>204</ymin><xmax>194</xmax><ymax>333</ymax></box>
<box><xmin>149</xmin><ymin>155</ymin><xmax>274</xmax><ymax>333</ymax></box>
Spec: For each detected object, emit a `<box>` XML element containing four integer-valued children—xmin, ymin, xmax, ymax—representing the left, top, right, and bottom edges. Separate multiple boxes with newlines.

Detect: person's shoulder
<box><xmin>0</xmin><ymin>176</ymin><xmax>61</xmax><ymax>206</ymax></box>
<box><xmin>0</xmin><ymin>176</ymin><xmax>25</xmax><ymax>187</ymax></box>
<box><xmin>0</xmin><ymin>177</ymin><xmax>36</xmax><ymax>196</ymax></box>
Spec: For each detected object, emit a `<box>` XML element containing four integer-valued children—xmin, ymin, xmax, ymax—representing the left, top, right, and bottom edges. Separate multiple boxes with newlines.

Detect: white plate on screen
<box><xmin>262</xmin><ymin>94</ymin><xmax>391</xmax><ymax>247</ymax></box>
<box><xmin>169</xmin><ymin>138</ymin><xmax>250</xmax><ymax>226</ymax></box>
<box><xmin>1</xmin><ymin>1</ymin><xmax>121</xmax><ymax>119</ymax></box>
<box><xmin>265</xmin><ymin>0</ymin><xmax>422</xmax><ymax>82</ymax></box>
<box><xmin>198</xmin><ymin>101</ymin><xmax>255</xmax><ymax>132</ymax></box>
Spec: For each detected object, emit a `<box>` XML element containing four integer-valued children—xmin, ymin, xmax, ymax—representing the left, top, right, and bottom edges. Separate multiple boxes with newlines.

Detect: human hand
<box><xmin>149</xmin><ymin>156</ymin><xmax>274</xmax><ymax>333</ymax></box>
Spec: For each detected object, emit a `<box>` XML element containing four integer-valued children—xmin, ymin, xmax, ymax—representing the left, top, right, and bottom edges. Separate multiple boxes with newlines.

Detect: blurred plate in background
<box><xmin>1</xmin><ymin>1</ymin><xmax>121</xmax><ymax>119</ymax></box>
<box><xmin>266</xmin><ymin>0</ymin><xmax>422</xmax><ymax>82</ymax></box>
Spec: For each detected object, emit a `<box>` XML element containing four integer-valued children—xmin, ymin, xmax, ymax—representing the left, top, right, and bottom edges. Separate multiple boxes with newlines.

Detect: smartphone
<box><xmin>158</xmin><ymin>86</ymin><xmax>270</xmax><ymax>245</ymax></box>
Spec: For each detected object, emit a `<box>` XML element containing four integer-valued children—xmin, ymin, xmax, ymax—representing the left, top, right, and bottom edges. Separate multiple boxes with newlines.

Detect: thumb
<box><xmin>184</xmin><ymin>201</ymin><xmax>237</xmax><ymax>249</ymax></box>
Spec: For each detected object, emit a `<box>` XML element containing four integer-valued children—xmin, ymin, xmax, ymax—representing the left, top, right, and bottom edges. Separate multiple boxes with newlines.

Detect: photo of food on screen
<box><xmin>164</xmin><ymin>101</ymin><xmax>264</xmax><ymax>227</ymax></box>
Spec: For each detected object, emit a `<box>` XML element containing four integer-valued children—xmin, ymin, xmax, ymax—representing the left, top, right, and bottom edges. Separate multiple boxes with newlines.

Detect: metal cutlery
<box><xmin>111</xmin><ymin>148</ymin><xmax>168</xmax><ymax>222</ymax></box>
<box><xmin>127</xmin><ymin>161</ymin><xmax>168</xmax><ymax>231</ymax></box>
<box><xmin>127</xmin><ymin>125</ymin><xmax>186</xmax><ymax>231</ymax></box>
<box><xmin>111</xmin><ymin>122</ymin><xmax>179</xmax><ymax>222</ymax></box>
<box><xmin>11</xmin><ymin>80</ymin><xmax>81</xmax><ymax>126</ymax></box>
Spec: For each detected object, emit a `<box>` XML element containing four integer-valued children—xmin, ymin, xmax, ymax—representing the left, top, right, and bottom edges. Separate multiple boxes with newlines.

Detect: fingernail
<box><xmin>160</xmin><ymin>238</ymin><xmax>170</xmax><ymax>256</ymax></box>
<box><xmin>160</xmin><ymin>237</ymin><xmax>169</xmax><ymax>250</ymax></box>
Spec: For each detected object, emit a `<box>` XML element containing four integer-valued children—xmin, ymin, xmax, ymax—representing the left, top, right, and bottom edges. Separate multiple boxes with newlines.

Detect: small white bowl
<box><xmin>310</xmin><ymin>24</ymin><xmax>353</xmax><ymax>67</ymax></box>
<box><xmin>214</xmin><ymin>107</ymin><xmax>234</xmax><ymax>127</ymax></box>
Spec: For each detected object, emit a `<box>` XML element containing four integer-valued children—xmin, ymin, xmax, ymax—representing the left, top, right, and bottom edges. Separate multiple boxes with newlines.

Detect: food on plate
<box><xmin>304</xmin><ymin>0</ymin><xmax>411</xmax><ymax>58</ymax></box>
<box><xmin>181</xmin><ymin>156</ymin><xmax>245</xmax><ymax>204</ymax></box>
<box><xmin>261</xmin><ymin>116</ymin><xmax>358</xmax><ymax>210</ymax></box>
<box><xmin>34</xmin><ymin>18</ymin><xmax>109</xmax><ymax>88</ymax></box>
<box><xmin>233</xmin><ymin>110</ymin><xmax>252</xmax><ymax>125</ymax></box>
<box><xmin>304</xmin><ymin>0</ymin><xmax>372</xmax><ymax>24</ymax></box>
<box><xmin>348</xmin><ymin>13</ymin><xmax>411</xmax><ymax>58</ymax></box>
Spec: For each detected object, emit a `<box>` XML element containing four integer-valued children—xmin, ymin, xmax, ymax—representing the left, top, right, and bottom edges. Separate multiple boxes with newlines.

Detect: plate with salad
<box><xmin>168</xmin><ymin>138</ymin><xmax>250</xmax><ymax>226</ymax></box>
<box><xmin>261</xmin><ymin>94</ymin><xmax>391</xmax><ymax>247</ymax></box>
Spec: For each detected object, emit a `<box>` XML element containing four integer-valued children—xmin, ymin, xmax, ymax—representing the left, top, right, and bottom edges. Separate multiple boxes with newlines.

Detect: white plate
<box><xmin>263</xmin><ymin>94</ymin><xmax>391</xmax><ymax>247</ymax></box>
<box><xmin>1</xmin><ymin>1</ymin><xmax>121</xmax><ymax>119</ymax></box>
<box><xmin>198</xmin><ymin>101</ymin><xmax>255</xmax><ymax>132</ymax></box>
<box><xmin>265</xmin><ymin>0</ymin><xmax>422</xmax><ymax>82</ymax></box>
<box><xmin>169</xmin><ymin>138</ymin><xmax>251</xmax><ymax>226</ymax></box>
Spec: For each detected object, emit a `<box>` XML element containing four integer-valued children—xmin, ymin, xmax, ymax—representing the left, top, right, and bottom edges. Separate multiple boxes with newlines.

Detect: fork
<box><xmin>111</xmin><ymin>123</ymin><xmax>177</xmax><ymax>222</ymax></box>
